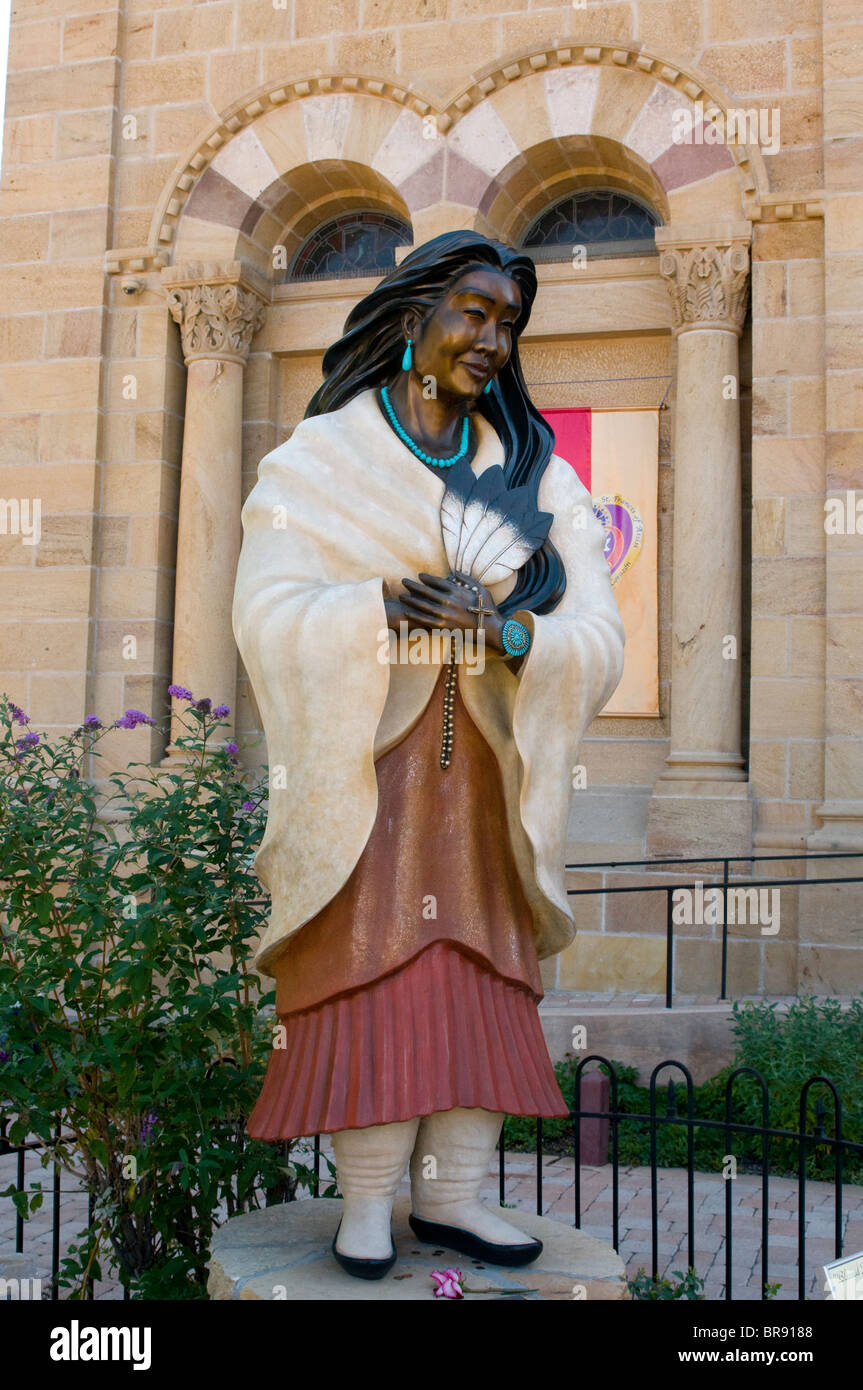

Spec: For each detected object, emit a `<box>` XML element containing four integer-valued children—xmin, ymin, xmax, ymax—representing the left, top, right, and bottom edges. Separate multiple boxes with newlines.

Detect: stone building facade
<box><xmin>1</xmin><ymin>1</ymin><xmax>861</xmax><ymax>1027</ymax></box>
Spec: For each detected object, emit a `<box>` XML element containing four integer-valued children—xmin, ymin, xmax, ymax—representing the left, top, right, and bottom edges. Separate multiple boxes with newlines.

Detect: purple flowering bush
<box><xmin>0</xmin><ymin>688</ymin><xmax>323</xmax><ymax>1299</ymax></box>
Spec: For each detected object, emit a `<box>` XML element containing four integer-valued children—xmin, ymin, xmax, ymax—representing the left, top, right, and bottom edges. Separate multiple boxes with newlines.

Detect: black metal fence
<box><xmin>0</xmin><ymin>1121</ymin><xmax>97</xmax><ymax>1301</ymax></box>
<box><xmin>0</xmin><ymin>1120</ymin><xmax>305</xmax><ymax>1301</ymax></box>
<box><xmin>3</xmin><ymin>850</ymin><xmax>861</xmax><ymax>1299</ymax></box>
<box><xmin>4</xmin><ymin>1056</ymin><xmax>860</xmax><ymax>1301</ymax></box>
<box><xmin>497</xmin><ymin>1056</ymin><xmax>863</xmax><ymax>1301</ymax></box>
<box><xmin>565</xmin><ymin>851</ymin><xmax>863</xmax><ymax>1008</ymax></box>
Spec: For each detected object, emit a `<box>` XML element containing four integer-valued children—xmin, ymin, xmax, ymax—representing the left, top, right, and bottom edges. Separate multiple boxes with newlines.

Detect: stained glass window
<box><xmin>522</xmin><ymin>190</ymin><xmax>660</xmax><ymax>261</ymax></box>
<box><xmin>288</xmin><ymin>212</ymin><xmax>412</xmax><ymax>282</ymax></box>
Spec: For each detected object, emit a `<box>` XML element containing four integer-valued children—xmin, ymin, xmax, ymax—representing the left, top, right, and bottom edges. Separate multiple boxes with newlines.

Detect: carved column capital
<box><xmin>161</xmin><ymin>260</ymin><xmax>269</xmax><ymax>364</ymax></box>
<box><xmin>655</xmin><ymin>222</ymin><xmax>752</xmax><ymax>337</ymax></box>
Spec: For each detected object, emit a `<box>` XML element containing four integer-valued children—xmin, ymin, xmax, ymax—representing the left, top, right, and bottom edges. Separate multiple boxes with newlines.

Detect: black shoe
<box><xmin>331</xmin><ymin>1219</ymin><xmax>397</xmax><ymax>1280</ymax></box>
<box><xmin>408</xmin><ymin>1213</ymin><xmax>543</xmax><ymax>1267</ymax></box>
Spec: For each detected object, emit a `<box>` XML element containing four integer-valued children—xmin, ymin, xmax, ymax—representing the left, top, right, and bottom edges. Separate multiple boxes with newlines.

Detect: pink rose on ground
<box><xmin>431</xmin><ymin>1267</ymin><xmax>464</xmax><ymax>1299</ymax></box>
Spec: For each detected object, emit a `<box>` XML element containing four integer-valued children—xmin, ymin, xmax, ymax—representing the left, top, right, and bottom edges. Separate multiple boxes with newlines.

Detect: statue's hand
<box><xmin>399</xmin><ymin>571</ymin><xmax>506</xmax><ymax>654</ymax></box>
<box><xmin>384</xmin><ymin>594</ymin><xmax>412</xmax><ymax>633</ymax></box>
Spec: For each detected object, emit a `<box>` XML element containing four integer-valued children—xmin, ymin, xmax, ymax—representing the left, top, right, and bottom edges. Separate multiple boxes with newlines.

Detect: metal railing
<box><xmin>5</xmin><ymin>1057</ymin><xmax>860</xmax><ymax>1301</ymax></box>
<box><xmin>564</xmin><ymin>851</ymin><xmax>863</xmax><ymax>1008</ymax></box>
<box><xmin>0</xmin><ymin>1122</ymin><xmax>72</xmax><ymax>1300</ymax></box>
<box><xmin>0</xmin><ymin>1120</ymin><xmax>300</xmax><ymax>1301</ymax></box>
<box><xmin>4</xmin><ymin>851</ymin><xmax>861</xmax><ymax>1299</ymax></box>
<box><xmin>498</xmin><ymin>1055</ymin><xmax>863</xmax><ymax>1301</ymax></box>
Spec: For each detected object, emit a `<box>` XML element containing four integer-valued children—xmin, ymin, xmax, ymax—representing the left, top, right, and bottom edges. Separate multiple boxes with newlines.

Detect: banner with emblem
<box><xmin>539</xmin><ymin>407</ymin><xmax>659</xmax><ymax>717</ymax></box>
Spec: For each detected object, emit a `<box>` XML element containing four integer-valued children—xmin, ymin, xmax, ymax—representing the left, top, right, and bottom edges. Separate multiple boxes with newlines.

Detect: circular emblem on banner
<box><xmin>592</xmin><ymin>494</ymin><xmax>644</xmax><ymax>586</ymax></box>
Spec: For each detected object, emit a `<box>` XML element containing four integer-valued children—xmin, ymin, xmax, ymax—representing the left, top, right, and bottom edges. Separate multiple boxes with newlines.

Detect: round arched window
<box><xmin>522</xmin><ymin>190</ymin><xmax>660</xmax><ymax>261</ymax></box>
<box><xmin>288</xmin><ymin>212</ymin><xmax>412</xmax><ymax>282</ymax></box>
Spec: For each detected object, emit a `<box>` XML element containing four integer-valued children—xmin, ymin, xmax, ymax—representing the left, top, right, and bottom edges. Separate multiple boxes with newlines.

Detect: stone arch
<box><xmin>266</xmin><ymin>170</ymin><xmax>411</xmax><ymax>279</ymax></box>
<box><xmin>168</xmin><ymin>94</ymin><xmax>425</xmax><ymax>279</ymax></box>
<box><xmin>153</xmin><ymin>82</ymin><xmax>438</xmax><ymax>275</ymax></box>
<box><xmin>473</xmin><ymin>135</ymin><xmax>670</xmax><ymax>248</ymax></box>
<box><xmin>150</xmin><ymin>42</ymin><xmax>770</xmax><ymax>274</ymax></box>
<box><xmin>444</xmin><ymin>61</ymin><xmax>753</xmax><ymax>242</ymax></box>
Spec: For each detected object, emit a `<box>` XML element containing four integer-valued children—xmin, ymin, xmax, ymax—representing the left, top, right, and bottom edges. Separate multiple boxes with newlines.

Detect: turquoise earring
<box><xmin>402</xmin><ymin>339</ymin><xmax>413</xmax><ymax>371</ymax></box>
<box><xmin>483</xmin><ymin>378</ymin><xmax>493</xmax><ymax>394</ymax></box>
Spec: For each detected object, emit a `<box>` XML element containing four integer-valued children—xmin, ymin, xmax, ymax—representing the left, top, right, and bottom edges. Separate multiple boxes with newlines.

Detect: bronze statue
<box><xmin>232</xmin><ymin>231</ymin><xmax>625</xmax><ymax>1279</ymax></box>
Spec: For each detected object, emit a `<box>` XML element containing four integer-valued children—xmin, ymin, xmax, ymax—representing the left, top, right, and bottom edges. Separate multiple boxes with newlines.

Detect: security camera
<box><xmin>120</xmin><ymin>276</ymin><xmax>143</xmax><ymax>296</ymax></box>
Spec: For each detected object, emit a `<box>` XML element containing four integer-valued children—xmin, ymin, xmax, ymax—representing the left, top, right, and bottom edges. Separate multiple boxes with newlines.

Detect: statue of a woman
<box><xmin>232</xmin><ymin>231</ymin><xmax>625</xmax><ymax>1280</ymax></box>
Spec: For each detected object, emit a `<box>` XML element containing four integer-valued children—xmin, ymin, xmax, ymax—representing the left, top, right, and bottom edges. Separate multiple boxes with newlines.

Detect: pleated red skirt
<box><xmin>248</xmin><ymin>666</ymin><xmax>569</xmax><ymax>1140</ymax></box>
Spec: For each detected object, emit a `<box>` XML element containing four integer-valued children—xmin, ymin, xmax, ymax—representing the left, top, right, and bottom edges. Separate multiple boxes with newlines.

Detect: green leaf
<box><xmin>2</xmin><ymin>1187</ymin><xmax>30</xmax><ymax>1220</ymax></box>
<box><xmin>34</xmin><ymin>892</ymin><xmax>54</xmax><ymax>925</ymax></box>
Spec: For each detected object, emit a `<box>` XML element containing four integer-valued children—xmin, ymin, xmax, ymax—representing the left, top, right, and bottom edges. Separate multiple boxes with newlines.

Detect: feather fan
<box><xmin>439</xmin><ymin>455</ymin><xmax>553</xmax><ymax>588</ymax></box>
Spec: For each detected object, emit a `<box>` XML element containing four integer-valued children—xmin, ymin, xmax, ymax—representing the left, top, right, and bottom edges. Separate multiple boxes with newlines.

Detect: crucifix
<box><xmin>467</xmin><ymin>588</ymin><xmax>494</xmax><ymax>630</ymax></box>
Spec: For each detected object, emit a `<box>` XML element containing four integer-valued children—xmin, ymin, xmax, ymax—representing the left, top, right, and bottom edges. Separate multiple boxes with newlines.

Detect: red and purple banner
<box><xmin>539</xmin><ymin>407</ymin><xmax>659</xmax><ymax>717</ymax></box>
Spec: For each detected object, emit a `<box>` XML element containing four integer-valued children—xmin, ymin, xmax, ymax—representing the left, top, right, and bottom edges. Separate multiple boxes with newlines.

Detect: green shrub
<box><xmin>505</xmin><ymin>998</ymin><xmax>863</xmax><ymax>1182</ymax></box>
<box><xmin>0</xmin><ymin>690</ymin><xmax>324</xmax><ymax>1299</ymax></box>
<box><xmin>628</xmin><ymin>1266</ymin><xmax>705</xmax><ymax>1300</ymax></box>
<box><xmin>725</xmin><ymin>995</ymin><xmax>863</xmax><ymax>1182</ymax></box>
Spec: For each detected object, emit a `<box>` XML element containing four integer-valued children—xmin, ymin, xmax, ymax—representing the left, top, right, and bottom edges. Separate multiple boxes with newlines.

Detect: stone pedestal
<box><xmin>208</xmin><ymin>1197</ymin><xmax>629</xmax><ymax>1301</ymax></box>
<box><xmin>646</xmin><ymin>777</ymin><xmax>754</xmax><ymax>860</ymax></box>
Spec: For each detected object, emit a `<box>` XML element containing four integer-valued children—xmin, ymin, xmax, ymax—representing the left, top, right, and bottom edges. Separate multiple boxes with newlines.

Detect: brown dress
<box><xmin>247</xmin><ymin>665</ymin><xmax>569</xmax><ymax>1139</ymax></box>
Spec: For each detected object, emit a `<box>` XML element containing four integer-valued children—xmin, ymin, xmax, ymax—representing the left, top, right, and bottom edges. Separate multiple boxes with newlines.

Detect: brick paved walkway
<box><xmin>3</xmin><ymin>1138</ymin><xmax>860</xmax><ymax>1301</ymax></box>
<box><xmin>483</xmin><ymin>1154</ymin><xmax>863</xmax><ymax>1301</ymax></box>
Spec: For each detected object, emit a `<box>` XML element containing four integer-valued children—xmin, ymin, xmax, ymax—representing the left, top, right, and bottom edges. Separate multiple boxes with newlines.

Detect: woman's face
<box><xmin>407</xmin><ymin>268</ymin><xmax>522</xmax><ymax>401</ymax></box>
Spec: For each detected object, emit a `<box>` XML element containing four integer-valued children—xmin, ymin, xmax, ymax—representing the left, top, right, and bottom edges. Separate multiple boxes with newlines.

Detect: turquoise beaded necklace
<box><xmin>380</xmin><ymin>384</ymin><xmax>470</xmax><ymax>469</ymax></box>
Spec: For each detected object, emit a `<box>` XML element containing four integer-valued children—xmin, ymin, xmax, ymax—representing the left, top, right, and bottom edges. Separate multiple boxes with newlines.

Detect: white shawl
<box><xmin>232</xmin><ymin>387</ymin><xmax>625</xmax><ymax>976</ymax></box>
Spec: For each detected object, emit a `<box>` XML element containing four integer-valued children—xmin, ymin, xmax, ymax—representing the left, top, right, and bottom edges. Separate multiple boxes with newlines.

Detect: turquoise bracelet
<box><xmin>501</xmin><ymin>618</ymin><xmax>530</xmax><ymax>657</ymax></box>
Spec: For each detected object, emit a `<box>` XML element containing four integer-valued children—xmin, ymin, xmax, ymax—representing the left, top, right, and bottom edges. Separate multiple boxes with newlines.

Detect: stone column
<box><xmin>808</xmin><ymin>0</ymin><xmax>863</xmax><ymax>854</ymax></box>
<box><xmin>160</xmin><ymin>261</ymin><xmax>267</xmax><ymax>762</ymax></box>
<box><xmin>647</xmin><ymin>222</ymin><xmax>753</xmax><ymax>856</ymax></box>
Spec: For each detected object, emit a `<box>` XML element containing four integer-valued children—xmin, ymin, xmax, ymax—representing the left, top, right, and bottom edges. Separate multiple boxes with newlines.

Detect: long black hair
<box><xmin>304</xmin><ymin>230</ymin><xmax>566</xmax><ymax>616</ymax></box>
